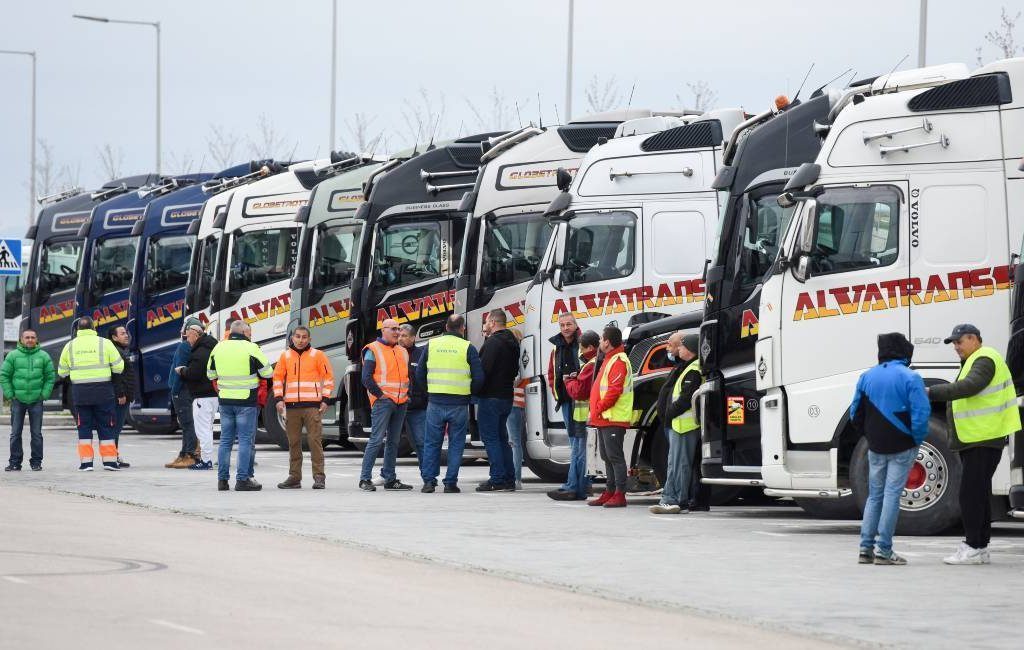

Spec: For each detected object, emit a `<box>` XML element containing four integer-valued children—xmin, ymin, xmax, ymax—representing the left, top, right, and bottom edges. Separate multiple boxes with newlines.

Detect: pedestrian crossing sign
<box><xmin>0</xmin><ymin>239</ymin><xmax>21</xmax><ymax>275</ymax></box>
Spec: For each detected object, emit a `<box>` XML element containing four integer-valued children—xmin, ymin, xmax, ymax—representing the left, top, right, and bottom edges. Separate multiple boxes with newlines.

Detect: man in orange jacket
<box><xmin>273</xmin><ymin>326</ymin><xmax>334</xmax><ymax>490</ymax></box>
<box><xmin>588</xmin><ymin>325</ymin><xmax>633</xmax><ymax>509</ymax></box>
<box><xmin>360</xmin><ymin>318</ymin><xmax>413</xmax><ymax>491</ymax></box>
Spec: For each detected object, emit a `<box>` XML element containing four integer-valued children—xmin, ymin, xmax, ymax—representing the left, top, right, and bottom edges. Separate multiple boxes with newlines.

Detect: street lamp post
<box><xmin>330</xmin><ymin>0</ymin><xmax>337</xmax><ymax>149</ymax></box>
<box><xmin>918</xmin><ymin>0</ymin><xmax>928</xmax><ymax>67</ymax></box>
<box><xmin>73</xmin><ymin>14</ymin><xmax>161</xmax><ymax>174</ymax></box>
<box><xmin>565</xmin><ymin>0</ymin><xmax>574</xmax><ymax>122</ymax></box>
<box><xmin>0</xmin><ymin>49</ymin><xmax>36</xmax><ymax>225</ymax></box>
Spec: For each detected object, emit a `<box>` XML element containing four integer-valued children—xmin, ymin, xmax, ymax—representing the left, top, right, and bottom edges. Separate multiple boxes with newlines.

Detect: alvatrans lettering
<box><xmin>92</xmin><ymin>300</ymin><xmax>129</xmax><ymax>326</ymax></box>
<box><xmin>376</xmin><ymin>290</ymin><xmax>456</xmax><ymax>328</ymax></box>
<box><xmin>230</xmin><ymin>292</ymin><xmax>291</xmax><ymax>325</ymax></box>
<box><xmin>480</xmin><ymin>300</ymin><xmax>527</xmax><ymax>327</ymax></box>
<box><xmin>549</xmin><ymin>280</ymin><xmax>705</xmax><ymax>323</ymax></box>
<box><xmin>146</xmin><ymin>299</ymin><xmax>185</xmax><ymax>329</ymax></box>
<box><xmin>308</xmin><ymin>298</ymin><xmax>352</xmax><ymax>329</ymax></box>
<box><xmin>792</xmin><ymin>265</ymin><xmax>1013</xmax><ymax>321</ymax></box>
<box><xmin>39</xmin><ymin>298</ymin><xmax>75</xmax><ymax>324</ymax></box>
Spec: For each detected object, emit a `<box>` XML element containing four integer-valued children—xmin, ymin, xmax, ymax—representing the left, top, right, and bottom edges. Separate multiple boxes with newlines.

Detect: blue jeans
<box><xmin>218</xmin><ymin>405</ymin><xmax>258</xmax><ymax>482</ymax></box>
<box><xmin>478</xmin><ymin>397</ymin><xmax>514</xmax><ymax>484</ymax></box>
<box><xmin>406</xmin><ymin>408</ymin><xmax>426</xmax><ymax>464</ymax></box>
<box><xmin>506</xmin><ymin>406</ymin><xmax>524</xmax><ymax>483</ymax></box>
<box><xmin>361</xmin><ymin>398</ymin><xmax>407</xmax><ymax>482</ymax></box>
<box><xmin>9</xmin><ymin>399</ymin><xmax>43</xmax><ymax>466</ymax></box>
<box><xmin>559</xmin><ymin>401</ymin><xmax>580</xmax><ymax>491</ymax></box>
<box><xmin>421</xmin><ymin>402</ymin><xmax>468</xmax><ymax>486</ymax></box>
<box><xmin>172</xmin><ymin>389</ymin><xmax>197</xmax><ymax>455</ymax></box>
<box><xmin>113</xmin><ymin>403</ymin><xmax>129</xmax><ymax>448</ymax></box>
<box><xmin>662</xmin><ymin>428</ymin><xmax>698</xmax><ymax>506</ymax></box>
<box><xmin>566</xmin><ymin>432</ymin><xmax>590</xmax><ymax>498</ymax></box>
<box><xmin>859</xmin><ymin>447</ymin><xmax>918</xmax><ymax>555</ymax></box>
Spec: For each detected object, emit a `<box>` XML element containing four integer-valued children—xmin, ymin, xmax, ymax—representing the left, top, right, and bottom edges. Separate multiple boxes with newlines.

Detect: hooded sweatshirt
<box><xmin>849</xmin><ymin>333</ymin><xmax>930</xmax><ymax>453</ymax></box>
<box><xmin>478</xmin><ymin>328</ymin><xmax>521</xmax><ymax>399</ymax></box>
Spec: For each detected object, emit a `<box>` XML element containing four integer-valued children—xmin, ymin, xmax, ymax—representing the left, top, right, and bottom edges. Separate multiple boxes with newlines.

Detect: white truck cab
<box><xmin>757</xmin><ymin>60</ymin><xmax>1024</xmax><ymax>534</ymax></box>
<box><xmin>522</xmin><ymin>108</ymin><xmax>746</xmax><ymax>481</ymax></box>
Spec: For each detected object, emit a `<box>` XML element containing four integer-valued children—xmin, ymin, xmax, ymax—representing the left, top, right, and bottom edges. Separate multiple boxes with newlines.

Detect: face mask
<box><xmin>666</xmin><ymin>351</ymin><xmax>676</xmax><ymax>362</ymax></box>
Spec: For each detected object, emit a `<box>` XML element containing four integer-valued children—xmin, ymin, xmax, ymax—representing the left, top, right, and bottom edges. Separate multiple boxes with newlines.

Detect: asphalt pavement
<box><xmin>4</xmin><ymin>425</ymin><xmax>1024</xmax><ymax>649</ymax></box>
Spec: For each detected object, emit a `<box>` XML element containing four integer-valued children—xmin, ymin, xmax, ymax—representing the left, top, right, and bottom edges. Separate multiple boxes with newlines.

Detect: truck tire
<box><xmin>262</xmin><ymin>396</ymin><xmax>290</xmax><ymax>451</ymax></box>
<box><xmin>523</xmin><ymin>454</ymin><xmax>569</xmax><ymax>484</ymax></box>
<box><xmin>849</xmin><ymin>417</ymin><xmax>961</xmax><ymax>536</ymax></box>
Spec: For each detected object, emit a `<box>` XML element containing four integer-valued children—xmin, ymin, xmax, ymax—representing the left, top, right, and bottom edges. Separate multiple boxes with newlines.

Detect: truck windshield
<box><xmin>91</xmin><ymin>236</ymin><xmax>138</xmax><ymax>294</ymax></box>
<box><xmin>373</xmin><ymin>220</ymin><xmax>443</xmax><ymax>290</ymax></box>
<box><xmin>806</xmin><ymin>186</ymin><xmax>900</xmax><ymax>276</ymax></box>
<box><xmin>229</xmin><ymin>228</ymin><xmax>298</xmax><ymax>292</ymax></box>
<box><xmin>481</xmin><ymin>212</ymin><xmax>554</xmax><ymax>292</ymax></box>
<box><xmin>562</xmin><ymin>211</ymin><xmax>636</xmax><ymax>285</ymax></box>
<box><xmin>314</xmin><ymin>223</ymin><xmax>360</xmax><ymax>291</ymax></box>
<box><xmin>39</xmin><ymin>240</ymin><xmax>82</xmax><ymax>299</ymax></box>
<box><xmin>146</xmin><ymin>234</ymin><xmax>194</xmax><ymax>295</ymax></box>
<box><xmin>737</xmin><ymin>193</ymin><xmax>796</xmax><ymax>292</ymax></box>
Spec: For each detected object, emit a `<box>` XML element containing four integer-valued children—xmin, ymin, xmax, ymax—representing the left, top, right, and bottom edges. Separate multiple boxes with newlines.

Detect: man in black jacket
<box><xmin>476</xmin><ymin>309</ymin><xmax>521</xmax><ymax>491</ymax></box>
<box><xmin>109</xmin><ymin>326</ymin><xmax>134</xmax><ymax>469</ymax></box>
<box><xmin>176</xmin><ymin>323</ymin><xmax>219</xmax><ymax>470</ymax></box>
<box><xmin>400</xmin><ymin>324</ymin><xmax>427</xmax><ymax>466</ymax></box>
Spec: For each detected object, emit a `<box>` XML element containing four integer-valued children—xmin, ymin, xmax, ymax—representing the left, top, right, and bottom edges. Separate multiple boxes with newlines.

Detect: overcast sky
<box><xmin>0</xmin><ymin>0</ymin><xmax>1018</xmax><ymax>236</ymax></box>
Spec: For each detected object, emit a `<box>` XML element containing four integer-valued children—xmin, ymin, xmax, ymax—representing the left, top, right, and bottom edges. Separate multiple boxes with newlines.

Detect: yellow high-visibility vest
<box><xmin>598</xmin><ymin>351</ymin><xmax>633</xmax><ymax>422</ymax></box>
<box><xmin>670</xmin><ymin>359</ymin><xmax>701</xmax><ymax>434</ymax></box>
<box><xmin>950</xmin><ymin>346</ymin><xmax>1021</xmax><ymax>443</ymax></box>
<box><xmin>57</xmin><ymin>329</ymin><xmax>123</xmax><ymax>384</ymax></box>
<box><xmin>207</xmin><ymin>338</ymin><xmax>273</xmax><ymax>401</ymax></box>
<box><xmin>426</xmin><ymin>335</ymin><xmax>472</xmax><ymax>395</ymax></box>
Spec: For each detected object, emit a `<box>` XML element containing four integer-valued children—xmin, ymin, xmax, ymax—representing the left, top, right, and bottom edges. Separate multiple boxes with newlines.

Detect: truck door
<box><xmin>537</xmin><ymin>208</ymin><xmax>642</xmax><ymax>426</ymax></box>
<box><xmin>779</xmin><ymin>184</ymin><xmax>909</xmax><ymax>444</ymax></box>
<box><xmin>84</xmin><ymin>234</ymin><xmax>138</xmax><ymax>336</ymax></box>
<box><xmin>224</xmin><ymin>225</ymin><xmax>298</xmax><ymax>353</ymax></box>
<box><xmin>641</xmin><ymin>200</ymin><xmax>713</xmax><ymax>318</ymax></box>
<box><xmin>909</xmin><ymin>172</ymin><xmax>1011</xmax><ymax>363</ymax></box>
<box><xmin>32</xmin><ymin>237</ymin><xmax>84</xmax><ymax>362</ymax></box>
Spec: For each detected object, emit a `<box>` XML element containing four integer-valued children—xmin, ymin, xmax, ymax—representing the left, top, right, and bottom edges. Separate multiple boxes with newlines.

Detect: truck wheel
<box><xmin>850</xmin><ymin>417</ymin><xmax>961</xmax><ymax>536</ymax></box>
<box><xmin>523</xmin><ymin>455</ymin><xmax>569</xmax><ymax>483</ymax></box>
<box><xmin>262</xmin><ymin>396</ymin><xmax>290</xmax><ymax>451</ymax></box>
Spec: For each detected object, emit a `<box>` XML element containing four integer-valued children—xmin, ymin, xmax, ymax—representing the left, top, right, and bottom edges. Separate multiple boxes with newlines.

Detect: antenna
<box><xmin>554</xmin><ymin>103</ymin><xmax>561</xmax><ymax>126</ymax></box>
<box><xmin>791</xmin><ymin>63</ymin><xmax>816</xmax><ymax>102</ymax></box>
<box><xmin>625</xmin><ymin>81</ymin><xmax>636</xmax><ymax>114</ymax></box>
<box><xmin>427</xmin><ymin>112</ymin><xmax>442</xmax><ymax>151</ymax></box>
<box><xmin>537</xmin><ymin>92</ymin><xmax>543</xmax><ymax>128</ymax></box>
<box><xmin>814</xmin><ymin>67</ymin><xmax>853</xmax><ymax>94</ymax></box>
<box><xmin>515</xmin><ymin>101</ymin><xmax>523</xmax><ymax>128</ymax></box>
<box><xmin>880</xmin><ymin>54</ymin><xmax>910</xmax><ymax>93</ymax></box>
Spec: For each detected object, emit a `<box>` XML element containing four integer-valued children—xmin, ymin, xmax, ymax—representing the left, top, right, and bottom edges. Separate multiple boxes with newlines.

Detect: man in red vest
<box><xmin>360</xmin><ymin>318</ymin><xmax>413</xmax><ymax>491</ymax></box>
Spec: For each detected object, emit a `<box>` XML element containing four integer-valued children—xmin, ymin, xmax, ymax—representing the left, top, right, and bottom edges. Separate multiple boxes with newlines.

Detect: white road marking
<box><xmin>148</xmin><ymin>619</ymin><xmax>205</xmax><ymax>635</ymax></box>
<box><xmin>3</xmin><ymin>576</ymin><xmax>28</xmax><ymax>584</ymax></box>
<box><xmin>753</xmin><ymin>531</ymin><xmax>790</xmax><ymax>538</ymax></box>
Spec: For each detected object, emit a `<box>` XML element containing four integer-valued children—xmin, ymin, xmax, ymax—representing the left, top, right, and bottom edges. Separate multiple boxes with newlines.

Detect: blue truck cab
<box><xmin>126</xmin><ymin>164</ymin><xmax>257</xmax><ymax>433</ymax></box>
<box><xmin>22</xmin><ymin>175</ymin><xmax>160</xmax><ymax>407</ymax></box>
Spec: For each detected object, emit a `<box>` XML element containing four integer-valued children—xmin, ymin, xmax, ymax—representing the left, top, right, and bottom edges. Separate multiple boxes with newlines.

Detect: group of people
<box><xmin>851</xmin><ymin>323</ymin><xmax>1019</xmax><ymax>566</ymax></box>
<box><xmin>3</xmin><ymin>309</ymin><xmax>1019</xmax><ymax>565</ymax></box>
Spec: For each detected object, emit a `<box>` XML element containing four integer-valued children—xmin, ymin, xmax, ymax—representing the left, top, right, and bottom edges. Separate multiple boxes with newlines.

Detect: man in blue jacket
<box><xmin>849</xmin><ymin>332</ymin><xmax>930</xmax><ymax>565</ymax></box>
<box><xmin>165</xmin><ymin>318</ymin><xmax>202</xmax><ymax>468</ymax></box>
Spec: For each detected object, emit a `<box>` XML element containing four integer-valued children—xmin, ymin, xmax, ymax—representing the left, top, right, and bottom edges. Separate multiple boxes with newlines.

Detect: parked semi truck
<box><xmin>757</xmin><ymin>60</ymin><xmax>1023</xmax><ymax>535</ymax></box>
<box><xmin>343</xmin><ymin>134</ymin><xmax>503</xmax><ymax>452</ymax></box>
<box><xmin>522</xmin><ymin>109</ymin><xmax>744</xmax><ymax>487</ymax></box>
<box><xmin>22</xmin><ymin>176</ymin><xmax>160</xmax><ymax>406</ymax></box>
<box><xmin>126</xmin><ymin>163</ymin><xmax>258</xmax><ymax>434</ymax></box>
<box><xmin>289</xmin><ymin>156</ymin><xmax>390</xmax><ymax>442</ymax></box>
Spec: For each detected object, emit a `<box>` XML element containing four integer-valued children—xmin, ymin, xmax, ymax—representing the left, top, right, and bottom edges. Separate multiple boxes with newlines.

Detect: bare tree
<box><xmin>978</xmin><ymin>7</ymin><xmax>1022</xmax><ymax>64</ymax></box>
<box><xmin>34</xmin><ymin>139</ymin><xmax>61</xmax><ymax>198</ymax></box>
<box><xmin>165</xmin><ymin>150</ymin><xmax>201</xmax><ymax>175</ymax></box>
<box><xmin>206</xmin><ymin>124</ymin><xmax>241</xmax><ymax>168</ymax></box>
<box><xmin>584</xmin><ymin>75</ymin><xmax>622</xmax><ymax>114</ymax></box>
<box><xmin>97</xmin><ymin>144</ymin><xmax>125</xmax><ymax>180</ymax></box>
<box><xmin>677</xmin><ymin>80</ymin><xmax>719</xmax><ymax>113</ymax></box>
<box><xmin>465</xmin><ymin>87</ymin><xmax>525</xmax><ymax>131</ymax></box>
<box><xmin>401</xmin><ymin>87</ymin><xmax>447</xmax><ymax>146</ymax></box>
<box><xmin>247</xmin><ymin>113</ymin><xmax>297</xmax><ymax>160</ymax></box>
<box><xmin>344</xmin><ymin>112</ymin><xmax>386</xmax><ymax>153</ymax></box>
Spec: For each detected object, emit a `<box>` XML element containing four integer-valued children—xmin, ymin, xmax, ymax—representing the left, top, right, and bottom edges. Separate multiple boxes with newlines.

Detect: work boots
<box><xmin>165</xmin><ymin>454</ymin><xmax>186</xmax><ymax>468</ymax></box>
<box><xmin>312</xmin><ymin>475</ymin><xmax>326</xmax><ymax>490</ymax></box>
<box><xmin>603</xmin><ymin>492</ymin><xmax>627</xmax><ymax>508</ymax></box>
<box><xmin>587</xmin><ymin>491</ymin><xmax>614</xmax><ymax>506</ymax></box>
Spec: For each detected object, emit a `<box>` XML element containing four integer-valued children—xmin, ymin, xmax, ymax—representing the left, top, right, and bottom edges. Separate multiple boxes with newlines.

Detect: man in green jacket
<box><xmin>2</xmin><ymin>330</ymin><xmax>56</xmax><ymax>471</ymax></box>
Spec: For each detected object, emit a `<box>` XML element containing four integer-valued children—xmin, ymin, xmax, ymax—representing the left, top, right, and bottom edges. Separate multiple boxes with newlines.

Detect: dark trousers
<box><xmin>477</xmin><ymin>397</ymin><xmax>514</xmax><ymax>485</ymax></box>
<box><xmin>598</xmin><ymin>426</ymin><xmax>627</xmax><ymax>492</ymax></box>
<box><xmin>959</xmin><ymin>446</ymin><xmax>1003</xmax><ymax>549</ymax></box>
<box><xmin>76</xmin><ymin>402</ymin><xmax>117</xmax><ymax>464</ymax></box>
<box><xmin>690</xmin><ymin>433</ymin><xmax>711</xmax><ymax>508</ymax></box>
<box><xmin>9</xmin><ymin>399</ymin><xmax>43</xmax><ymax>466</ymax></box>
<box><xmin>172</xmin><ymin>388</ymin><xmax>197</xmax><ymax>455</ymax></box>
<box><xmin>113</xmin><ymin>403</ymin><xmax>129</xmax><ymax>448</ymax></box>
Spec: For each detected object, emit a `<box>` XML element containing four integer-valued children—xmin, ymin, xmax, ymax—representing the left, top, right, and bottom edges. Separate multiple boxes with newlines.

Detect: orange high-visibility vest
<box><xmin>364</xmin><ymin>341</ymin><xmax>410</xmax><ymax>405</ymax></box>
<box><xmin>272</xmin><ymin>346</ymin><xmax>335</xmax><ymax>404</ymax></box>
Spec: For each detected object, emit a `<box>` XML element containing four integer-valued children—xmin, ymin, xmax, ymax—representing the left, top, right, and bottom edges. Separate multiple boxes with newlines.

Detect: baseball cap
<box><xmin>182</xmin><ymin>317</ymin><xmax>204</xmax><ymax>334</ymax></box>
<box><xmin>943</xmin><ymin>323</ymin><xmax>981</xmax><ymax>344</ymax></box>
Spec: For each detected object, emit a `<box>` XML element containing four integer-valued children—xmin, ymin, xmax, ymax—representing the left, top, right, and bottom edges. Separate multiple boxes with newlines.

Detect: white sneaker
<box><xmin>981</xmin><ymin>548</ymin><xmax>992</xmax><ymax>564</ymax></box>
<box><xmin>373</xmin><ymin>477</ymin><xmax>386</xmax><ymax>486</ymax></box>
<box><xmin>515</xmin><ymin>481</ymin><xmax>524</xmax><ymax>491</ymax></box>
<box><xmin>649</xmin><ymin>503</ymin><xmax>681</xmax><ymax>515</ymax></box>
<box><xmin>943</xmin><ymin>542</ymin><xmax>986</xmax><ymax>565</ymax></box>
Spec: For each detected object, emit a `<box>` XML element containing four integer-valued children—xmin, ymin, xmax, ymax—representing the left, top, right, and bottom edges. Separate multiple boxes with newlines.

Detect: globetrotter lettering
<box><xmin>308</xmin><ymin>298</ymin><xmax>352</xmax><ymax>329</ymax></box>
<box><xmin>791</xmin><ymin>265</ymin><xmax>1013</xmax><ymax>321</ymax></box>
<box><xmin>229</xmin><ymin>292</ymin><xmax>291</xmax><ymax>325</ymax></box>
<box><xmin>740</xmin><ymin>309</ymin><xmax>759</xmax><ymax>339</ymax></box>
<box><xmin>39</xmin><ymin>299</ymin><xmax>75</xmax><ymax>324</ymax></box>
<box><xmin>375</xmin><ymin>290</ymin><xmax>457</xmax><ymax>328</ymax></box>
<box><xmin>548</xmin><ymin>280</ymin><xmax>705</xmax><ymax>323</ymax></box>
<box><xmin>146</xmin><ymin>299</ymin><xmax>185</xmax><ymax>329</ymax></box>
<box><xmin>92</xmin><ymin>300</ymin><xmax>129</xmax><ymax>327</ymax></box>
